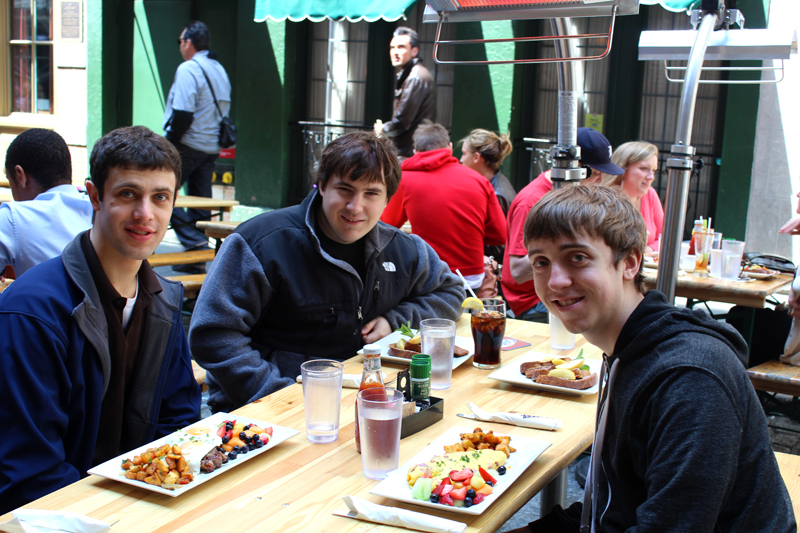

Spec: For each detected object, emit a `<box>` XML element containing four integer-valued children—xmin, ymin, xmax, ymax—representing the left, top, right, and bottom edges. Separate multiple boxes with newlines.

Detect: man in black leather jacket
<box><xmin>374</xmin><ymin>27</ymin><xmax>435</xmax><ymax>160</ymax></box>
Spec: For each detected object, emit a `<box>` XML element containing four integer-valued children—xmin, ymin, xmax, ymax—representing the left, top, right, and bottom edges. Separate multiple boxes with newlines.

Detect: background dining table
<box><xmin>0</xmin><ymin>315</ymin><xmax>603</xmax><ymax>533</ymax></box>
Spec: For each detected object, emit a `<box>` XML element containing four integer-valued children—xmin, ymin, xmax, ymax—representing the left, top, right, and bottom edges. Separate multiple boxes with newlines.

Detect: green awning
<box><xmin>255</xmin><ymin>0</ymin><xmax>417</xmax><ymax>23</ymax></box>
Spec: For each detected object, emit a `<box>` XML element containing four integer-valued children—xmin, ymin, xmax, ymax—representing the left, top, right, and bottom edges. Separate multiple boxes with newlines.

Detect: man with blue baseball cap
<box><xmin>501</xmin><ymin>128</ymin><xmax>624</xmax><ymax>323</ymax></box>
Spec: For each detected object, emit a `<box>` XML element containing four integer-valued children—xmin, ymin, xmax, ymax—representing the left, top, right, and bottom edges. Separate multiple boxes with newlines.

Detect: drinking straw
<box><xmin>455</xmin><ymin>269</ymin><xmax>478</xmax><ymax>299</ymax></box>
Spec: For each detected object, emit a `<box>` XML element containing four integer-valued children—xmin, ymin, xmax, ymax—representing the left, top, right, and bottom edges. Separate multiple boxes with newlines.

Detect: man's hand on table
<box><xmin>362</xmin><ymin>316</ymin><xmax>392</xmax><ymax>344</ymax></box>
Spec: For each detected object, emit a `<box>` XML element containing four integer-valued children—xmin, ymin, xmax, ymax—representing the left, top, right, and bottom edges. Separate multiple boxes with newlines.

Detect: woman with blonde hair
<box><xmin>460</xmin><ymin>129</ymin><xmax>516</xmax><ymax>215</ymax></box>
<box><xmin>603</xmin><ymin>141</ymin><xmax>663</xmax><ymax>252</ymax></box>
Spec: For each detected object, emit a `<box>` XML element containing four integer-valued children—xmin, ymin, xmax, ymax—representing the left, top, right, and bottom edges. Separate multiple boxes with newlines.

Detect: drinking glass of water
<box><xmin>421</xmin><ymin>318</ymin><xmax>457</xmax><ymax>389</ymax></box>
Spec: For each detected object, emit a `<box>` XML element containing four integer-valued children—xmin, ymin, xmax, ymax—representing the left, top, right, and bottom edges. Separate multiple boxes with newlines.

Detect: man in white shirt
<box><xmin>0</xmin><ymin>128</ymin><xmax>93</xmax><ymax>278</ymax></box>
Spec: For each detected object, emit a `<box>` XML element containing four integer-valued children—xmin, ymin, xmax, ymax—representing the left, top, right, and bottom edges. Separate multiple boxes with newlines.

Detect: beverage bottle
<box><xmin>355</xmin><ymin>343</ymin><xmax>386</xmax><ymax>453</ymax></box>
<box><xmin>688</xmin><ymin>219</ymin><xmax>703</xmax><ymax>255</ymax></box>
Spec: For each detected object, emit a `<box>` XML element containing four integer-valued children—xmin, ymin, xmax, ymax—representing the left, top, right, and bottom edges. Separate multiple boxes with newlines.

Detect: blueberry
<box><xmin>225</xmin><ymin>421</ymin><xmax>233</xmax><ymax>431</ymax></box>
<box><xmin>239</xmin><ymin>432</ymin><xmax>247</xmax><ymax>440</ymax></box>
<box><xmin>243</xmin><ymin>425</ymin><xmax>251</xmax><ymax>431</ymax></box>
<box><xmin>248</xmin><ymin>442</ymin><xmax>255</xmax><ymax>450</ymax></box>
<box><xmin>240</xmin><ymin>447</ymin><xmax>248</xmax><ymax>454</ymax></box>
<box><xmin>233</xmin><ymin>446</ymin><xmax>241</xmax><ymax>452</ymax></box>
<box><xmin>221</xmin><ymin>436</ymin><xmax>229</xmax><ymax>445</ymax></box>
<box><xmin>430</xmin><ymin>494</ymin><xmax>439</xmax><ymax>504</ymax></box>
<box><xmin>466</xmin><ymin>489</ymin><xmax>476</xmax><ymax>499</ymax></box>
<box><xmin>228</xmin><ymin>451</ymin><xmax>237</xmax><ymax>460</ymax></box>
<box><xmin>255</xmin><ymin>439</ymin><xmax>264</xmax><ymax>448</ymax></box>
<box><xmin>486</xmin><ymin>481</ymin><xmax>494</xmax><ymax>487</ymax></box>
<box><xmin>497</xmin><ymin>465</ymin><xmax>507</xmax><ymax>475</ymax></box>
<box><xmin>464</xmin><ymin>497</ymin><xmax>473</xmax><ymax>507</ymax></box>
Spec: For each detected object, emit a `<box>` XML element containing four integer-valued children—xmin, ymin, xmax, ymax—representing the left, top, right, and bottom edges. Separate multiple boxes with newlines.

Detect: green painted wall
<box><xmin>234</xmin><ymin>1</ymin><xmax>298</xmax><ymax>208</ymax></box>
<box><xmin>451</xmin><ymin>21</ymin><xmax>515</xmax><ymax>179</ymax></box>
<box><xmin>714</xmin><ymin>0</ymin><xmax>768</xmax><ymax>240</ymax></box>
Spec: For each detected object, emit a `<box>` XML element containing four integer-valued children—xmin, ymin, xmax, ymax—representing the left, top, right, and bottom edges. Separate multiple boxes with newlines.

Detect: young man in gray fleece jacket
<box><xmin>510</xmin><ymin>185</ymin><xmax>795</xmax><ymax>533</ymax></box>
<box><xmin>190</xmin><ymin>132</ymin><xmax>465</xmax><ymax>412</ymax></box>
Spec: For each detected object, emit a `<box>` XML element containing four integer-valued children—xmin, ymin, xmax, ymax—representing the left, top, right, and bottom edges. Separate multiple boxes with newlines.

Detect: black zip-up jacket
<box><xmin>189</xmin><ymin>190</ymin><xmax>464</xmax><ymax>412</ymax></box>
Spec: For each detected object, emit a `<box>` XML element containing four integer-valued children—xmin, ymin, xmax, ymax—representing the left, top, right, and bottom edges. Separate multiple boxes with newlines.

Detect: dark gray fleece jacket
<box><xmin>586</xmin><ymin>291</ymin><xmax>795</xmax><ymax>533</ymax></box>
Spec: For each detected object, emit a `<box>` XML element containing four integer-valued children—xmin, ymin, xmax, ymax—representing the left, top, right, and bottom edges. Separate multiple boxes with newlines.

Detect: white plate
<box><xmin>359</xmin><ymin>330</ymin><xmax>474</xmax><ymax>369</ymax></box>
<box><xmin>741</xmin><ymin>269</ymin><xmax>778</xmax><ymax>279</ymax></box>
<box><xmin>488</xmin><ymin>352</ymin><xmax>601</xmax><ymax>396</ymax></box>
<box><xmin>370</xmin><ymin>426</ymin><xmax>551</xmax><ymax>515</ymax></box>
<box><xmin>87</xmin><ymin>412</ymin><xmax>299</xmax><ymax>497</ymax></box>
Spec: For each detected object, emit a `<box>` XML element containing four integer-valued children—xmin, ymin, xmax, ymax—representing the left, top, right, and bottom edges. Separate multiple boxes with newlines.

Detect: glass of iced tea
<box><xmin>694</xmin><ymin>230</ymin><xmax>714</xmax><ymax>277</ymax></box>
<box><xmin>471</xmin><ymin>298</ymin><xmax>506</xmax><ymax>369</ymax></box>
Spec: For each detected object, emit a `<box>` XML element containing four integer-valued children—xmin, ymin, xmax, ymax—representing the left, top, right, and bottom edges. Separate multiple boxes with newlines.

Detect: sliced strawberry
<box><xmin>449</xmin><ymin>487</ymin><xmax>468</xmax><ymax>500</ymax></box>
<box><xmin>216</xmin><ymin>424</ymin><xmax>227</xmax><ymax>438</ymax></box>
<box><xmin>440</xmin><ymin>477</ymin><xmax>452</xmax><ymax>485</ymax></box>
<box><xmin>225</xmin><ymin>429</ymin><xmax>233</xmax><ymax>441</ymax></box>
<box><xmin>265</xmin><ymin>427</ymin><xmax>273</xmax><ymax>436</ymax></box>
<box><xmin>440</xmin><ymin>484</ymin><xmax>453</xmax><ymax>496</ymax></box>
<box><xmin>260</xmin><ymin>433</ymin><xmax>270</xmax><ymax>444</ymax></box>
<box><xmin>439</xmin><ymin>493</ymin><xmax>454</xmax><ymax>506</ymax></box>
<box><xmin>450</xmin><ymin>468</ymin><xmax>473</xmax><ymax>482</ymax></box>
<box><xmin>473</xmin><ymin>493</ymin><xmax>486</xmax><ymax>505</ymax></box>
<box><xmin>479</xmin><ymin>466</ymin><xmax>497</xmax><ymax>484</ymax></box>
<box><xmin>432</xmin><ymin>482</ymin><xmax>445</xmax><ymax>496</ymax></box>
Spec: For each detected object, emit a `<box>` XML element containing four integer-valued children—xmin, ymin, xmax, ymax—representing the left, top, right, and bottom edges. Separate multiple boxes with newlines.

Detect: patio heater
<box><xmin>638</xmin><ymin>0</ymin><xmax>797</xmax><ymax>302</ymax></box>
<box><xmin>424</xmin><ymin>0</ymin><xmax>639</xmax><ymax>189</ymax></box>
<box><xmin>423</xmin><ymin>0</ymin><xmax>640</xmax><ymax>513</ymax></box>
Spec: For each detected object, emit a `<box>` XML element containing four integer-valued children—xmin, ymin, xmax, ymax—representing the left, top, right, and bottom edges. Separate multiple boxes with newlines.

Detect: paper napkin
<box><xmin>467</xmin><ymin>401</ymin><xmax>562</xmax><ymax>431</ymax></box>
<box><xmin>295</xmin><ymin>372</ymin><xmax>387</xmax><ymax>388</ymax></box>
<box><xmin>0</xmin><ymin>510</ymin><xmax>110</xmax><ymax>533</ymax></box>
<box><xmin>337</xmin><ymin>496</ymin><xmax>466</xmax><ymax>533</ymax></box>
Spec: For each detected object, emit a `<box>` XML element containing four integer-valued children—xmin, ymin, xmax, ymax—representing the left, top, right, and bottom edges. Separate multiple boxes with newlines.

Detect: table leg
<box><xmin>540</xmin><ymin>468</ymin><xmax>568</xmax><ymax>517</ymax></box>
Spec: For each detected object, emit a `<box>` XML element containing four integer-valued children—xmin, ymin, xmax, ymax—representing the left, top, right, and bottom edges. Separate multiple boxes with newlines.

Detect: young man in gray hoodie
<box><xmin>190</xmin><ymin>132</ymin><xmax>464</xmax><ymax>412</ymax></box>
<box><xmin>511</xmin><ymin>185</ymin><xmax>795</xmax><ymax>533</ymax></box>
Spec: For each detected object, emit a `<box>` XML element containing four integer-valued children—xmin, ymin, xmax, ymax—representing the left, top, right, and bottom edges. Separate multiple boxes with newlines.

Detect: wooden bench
<box><xmin>149</xmin><ymin>249</ymin><xmax>215</xmax><ymax>268</ymax></box>
<box><xmin>776</xmin><ymin>451</ymin><xmax>800</xmax><ymax>521</ymax></box>
<box><xmin>191</xmin><ymin>360</ymin><xmax>208</xmax><ymax>392</ymax></box>
<box><xmin>167</xmin><ymin>274</ymin><xmax>206</xmax><ymax>299</ymax></box>
<box><xmin>748</xmin><ymin>360</ymin><xmax>800</xmax><ymax>397</ymax></box>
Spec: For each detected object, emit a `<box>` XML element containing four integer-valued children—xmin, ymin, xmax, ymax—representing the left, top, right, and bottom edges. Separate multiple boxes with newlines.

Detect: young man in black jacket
<box><xmin>511</xmin><ymin>185</ymin><xmax>795</xmax><ymax>533</ymax></box>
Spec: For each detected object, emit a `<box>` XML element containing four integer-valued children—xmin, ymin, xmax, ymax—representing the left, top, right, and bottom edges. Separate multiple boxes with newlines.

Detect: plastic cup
<box><xmin>712</xmin><ymin>232</ymin><xmax>723</xmax><ymax>250</ymax></box>
<box><xmin>680</xmin><ymin>242</ymin><xmax>690</xmax><ymax>257</ymax></box>
<box><xmin>421</xmin><ymin>318</ymin><xmax>456</xmax><ymax>390</ymax></box>
<box><xmin>549</xmin><ymin>312</ymin><xmax>576</xmax><ymax>350</ymax></box>
<box><xmin>357</xmin><ymin>388</ymin><xmax>404</xmax><ymax>479</ymax></box>
<box><xmin>710</xmin><ymin>249</ymin><xmax>723</xmax><ymax>278</ymax></box>
<box><xmin>680</xmin><ymin>255</ymin><xmax>696</xmax><ymax>272</ymax></box>
<box><xmin>300</xmin><ymin>360</ymin><xmax>343</xmax><ymax>443</ymax></box>
<box><xmin>470</xmin><ymin>298</ymin><xmax>506</xmax><ymax>370</ymax></box>
<box><xmin>693</xmin><ymin>230</ymin><xmax>714</xmax><ymax>276</ymax></box>
<box><xmin>721</xmin><ymin>240</ymin><xmax>746</xmax><ymax>281</ymax></box>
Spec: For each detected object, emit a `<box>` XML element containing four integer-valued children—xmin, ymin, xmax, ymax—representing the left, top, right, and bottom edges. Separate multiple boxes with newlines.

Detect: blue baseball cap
<box><xmin>577</xmin><ymin>128</ymin><xmax>624</xmax><ymax>175</ymax></box>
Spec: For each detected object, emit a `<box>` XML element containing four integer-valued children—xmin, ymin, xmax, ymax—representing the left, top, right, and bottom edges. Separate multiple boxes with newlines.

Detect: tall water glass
<box><xmin>471</xmin><ymin>298</ymin><xmax>506</xmax><ymax>370</ymax></box>
<box><xmin>357</xmin><ymin>388</ymin><xmax>404</xmax><ymax>479</ymax></box>
<box><xmin>300</xmin><ymin>360</ymin><xmax>343</xmax><ymax>443</ymax></box>
<box><xmin>421</xmin><ymin>318</ymin><xmax>456</xmax><ymax>390</ymax></box>
<box><xmin>549</xmin><ymin>312</ymin><xmax>576</xmax><ymax>350</ymax></box>
<box><xmin>721</xmin><ymin>240</ymin><xmax>746</xmax><ymax>281</ymax></box>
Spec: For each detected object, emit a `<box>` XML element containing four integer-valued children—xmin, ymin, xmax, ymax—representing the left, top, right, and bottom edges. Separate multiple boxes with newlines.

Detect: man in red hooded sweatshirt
<box><xmin>381</xmin><ymin>121</ymin><xmax>506</xmax><ymax>294</ymax></box>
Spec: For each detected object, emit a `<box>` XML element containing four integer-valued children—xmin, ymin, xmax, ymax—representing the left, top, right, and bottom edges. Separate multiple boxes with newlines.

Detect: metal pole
<box><xmin>656</xmin><ymin>12</ymin><xmax>718</xmax><ymax>301</ymax></box>
<box><xmin>550</xmin><ymin>18</ymin><xmax>586</xmax><ymax>190</ymax></box>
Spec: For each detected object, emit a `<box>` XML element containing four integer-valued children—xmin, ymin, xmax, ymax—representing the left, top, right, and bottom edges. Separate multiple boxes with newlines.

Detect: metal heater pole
<box><xmin>656</xmin><ymin>12</ymin><xmax>718</xmax><ymax>301</ymax></box>
<box><xmin>550</xmin><ymin>18</ymin><xmax>586</xmax><ymax>190</ymax></box>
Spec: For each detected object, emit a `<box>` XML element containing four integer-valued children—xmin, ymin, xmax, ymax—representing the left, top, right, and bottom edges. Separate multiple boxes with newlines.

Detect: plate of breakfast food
<box><xmin>370</xmin><ymin>426</ymin><xmax>550</xmax><ymax>515</ymax></box>
<box><xmin>487</xmin><ymin>352</ymin><xmax>601</xmax><ymax>396</ymax></box>
<box><xmin>741</xmin><ymin>264</ymin><xmax>779</xmax><ymax>279</ymax></box>
<box><xmin>87</xmin><ymin>412</ymin><xmax>299</xmax><ymax>496</ymax></box>
<box><xmin>360</xmin><ymin>329</ymin><xmax>474</xmax><ymax>369</ymax></box>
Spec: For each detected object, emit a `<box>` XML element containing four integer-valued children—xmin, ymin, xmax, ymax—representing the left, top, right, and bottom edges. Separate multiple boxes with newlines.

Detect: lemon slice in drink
<box><xmin>461</xmin><ymin>297</ymin><xmax>484</xmax><ymax>311</ymax></box>
<box><xmin>556</xmin><ymin>358</ymin><xmax>585</xmax><ymax>370</ymax></box>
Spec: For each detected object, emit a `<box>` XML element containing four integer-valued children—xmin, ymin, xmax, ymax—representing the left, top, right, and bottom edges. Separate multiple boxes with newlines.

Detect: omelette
<box><xmin>407</xmin><ymin>449</ymin><xmax>507</xmax><ymax>487</ymax></box>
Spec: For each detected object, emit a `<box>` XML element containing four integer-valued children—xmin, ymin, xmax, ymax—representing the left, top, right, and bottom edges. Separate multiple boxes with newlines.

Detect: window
<box><xmin>10</xmin><ymin>0</ymin><xmax>52</xmax><ymax>114</ymax></box>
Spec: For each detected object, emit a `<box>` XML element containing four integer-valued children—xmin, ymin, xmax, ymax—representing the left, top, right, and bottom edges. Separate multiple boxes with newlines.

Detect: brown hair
<box><xmin>602</xmin><ymin>141</ymin><xmax>659</xmax><ymax>188</ymax></box>
<box><xmin>459</xmin><ymin>129</ymin><xmax>513</xmax><ymax>172</ymax></box>
<box><xmin>524</xmin><ymin>185</ymin><xmax>647</xmax><ymax>295</ymax></box>
<box><xmin>89</xmin><ymin>125</ymin><xmax>181</xmax><ymax>200</ymax></box>
<box><xmin>316</xmin><ymin>131</ymin><xmax>401</xmax><ymax>199</ymax></box>
<box><xmin>412</xmin><ymin>121</ymin><xmax>450</xmax><ymax>153</ymax></box>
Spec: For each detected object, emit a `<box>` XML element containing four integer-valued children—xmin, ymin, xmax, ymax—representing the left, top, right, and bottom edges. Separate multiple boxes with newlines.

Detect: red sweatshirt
<box><xmin>382</xmin><ymin>148</ymin><xmax>507</xmax><ymax>277</ymax></box>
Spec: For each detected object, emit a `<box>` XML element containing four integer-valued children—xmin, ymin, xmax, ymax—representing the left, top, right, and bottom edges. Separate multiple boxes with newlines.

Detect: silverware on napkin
<box><xmin>459</xmin><ymin>401</ymin><xmax>562</xmax><ymax>431</ymax></box>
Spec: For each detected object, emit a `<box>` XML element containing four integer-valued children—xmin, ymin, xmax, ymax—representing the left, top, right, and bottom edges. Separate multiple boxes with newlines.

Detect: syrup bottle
<box><xmin>355</xmin><ymin>343</ymin><xmax>386</xmax><ymax>453</ymax></box>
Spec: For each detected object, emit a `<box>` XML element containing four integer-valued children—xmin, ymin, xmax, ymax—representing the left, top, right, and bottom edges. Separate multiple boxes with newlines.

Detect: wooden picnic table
<box><xmin>196</xmin><ymin>219</ymin><xmax>240</xmax><ymax>241</ymax></box>
<box><xmin>642</xmin><ymin>270</ymin><xmax>792</xmax><ymax>308</ymax></box>
<box><xmin>0</xmin><ymin>316</ymin><xmax>602</xmax><ymax>533</ymax></box>
<box><xmin>0</xmin><ymin>177</ymin><xmax>8</xmax><ymax>188</ymax></box>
